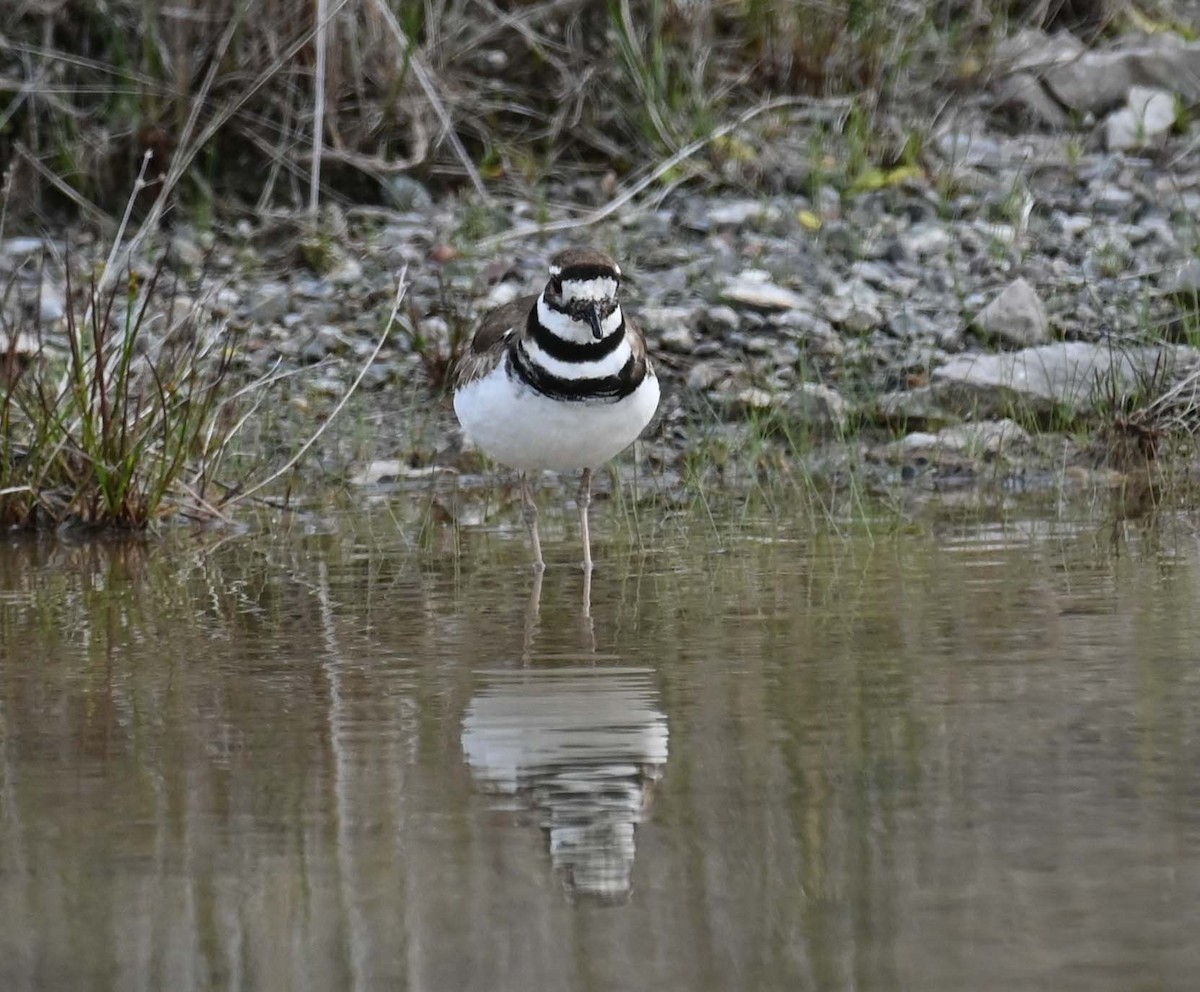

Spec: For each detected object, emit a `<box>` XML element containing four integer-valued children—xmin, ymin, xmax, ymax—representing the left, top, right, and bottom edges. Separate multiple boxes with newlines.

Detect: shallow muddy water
<box><xmin>1</xmin><ymin>503</ymin><xmax>1199</xmax><ymax>991</ymax></box>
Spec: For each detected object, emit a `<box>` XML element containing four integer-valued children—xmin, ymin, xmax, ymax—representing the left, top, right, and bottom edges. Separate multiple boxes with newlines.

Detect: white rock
<box><xmin>350</xmin><ymin>459</ymin><xmax>450</xmax><ymax>486</ymax></box>
<box><xmin>707</xmin><ymin>201</ymin><xmax>782</xmax><ymax>227</ymax></box>
<box><xmin>39</xmin><ymin>281</ymin><xmax>66</xmax><ymax>323</ymax></box>
<box><xmin>721</xmin><ymin>271</ymin><xmax>808</xmax><ymax>311</ymax></box>
<box><xmin>876</xmin><ymin>385</ymin><xmax>954</xmax><ymax>425</ymax></box>
<box><xmin>686</xmin><ymin>361</ymin><xmax>726</xmax><ymax>391</ymax></box>
<box><xmin>895</xmin><ymin>419</ymin><xmax>1029</xmax><ymax>456</ymax></box>
<box><xmin>1045</xmin><ymin>38</ymin><xmax>1200</xmax><ymax>114</ymax></box>
<box><xmin>786</xmin><ymin>382</ymin><xmax>848</xmax><ymax>431</ymax></box>
<box><xmin>245</xmin><ymin>281</ymin><xmax>290</xmax><ymax>323</ymax></box>
<box><xmin>483</xmin><ymin>281</ymin><xmax>522</xmax><ymax>310</ymax></box>
<box><xmin>1</xmin><ymin>237</ymin><xmax>46</xmax><ymax>259</ymax></box>
<box><xmin>329</xmin><ymin>256</ymin><xmax>364</xmax><ymax>286</ymax></box>
<box><xmin>1164</xmin><ymin>258</ymin><xmax>1200</xmax><ymax>299</ymax></box>
<box><xmin>659</xmin><ymin>325</ymin><xmax>696</xmax><ymax>352</ymax></box>
<box><xmin>972</xmin><ymin>278</ymin><xmax>1048</xmax><ymax>348</ymax></box>
<box><xmin>2</xmin><ymin>331</ymin><xmax>40</xmax><ymax>358</ymax></box>
<box><xmin>1106</xmin><ymin>87</ymin><xmax>1176</xmax><ymax>151</ymax></box>
<box><xmin>934</xmin><ymin>133</ymin><xmax>1005</xmax><ymax>169</ymax></box>
<box><xmin>735</xmin><ymin>387</ymin><xmax>775</xmax><ymax>412</ymax></box>
<box><xmin>932</xmin><ymin>342</ymin><xmax>1200</xmax><ymax>418</ymax></box>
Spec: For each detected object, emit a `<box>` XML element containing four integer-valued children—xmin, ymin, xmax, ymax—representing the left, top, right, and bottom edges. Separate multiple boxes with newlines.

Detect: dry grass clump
<box><xmin>1</xmin><ymin>0</ymin><xmax>945</xmax><ymax>218</ymax></box>
<box><xmin>1</xmin><ymin>251</ymin><xmax>251</xmax><ymax>528</ymax></box>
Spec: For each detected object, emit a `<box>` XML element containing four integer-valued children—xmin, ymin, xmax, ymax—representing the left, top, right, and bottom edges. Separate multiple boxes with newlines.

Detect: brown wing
<box><xmin>451</xmin><ymin>294</ymin><xmax>538</xmax><ymax>390</ymax></box>
<box><xmin>624</xmin><ymin>313</ymin><xmax>654</xmax><ymax>377</ymax></box>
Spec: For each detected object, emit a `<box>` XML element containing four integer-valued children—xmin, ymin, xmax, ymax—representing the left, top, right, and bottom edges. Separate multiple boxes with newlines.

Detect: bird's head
<box><xmin>542</xmin><ymin>247</ymin><xmax>622</xmax><ymax>340</ymax></box>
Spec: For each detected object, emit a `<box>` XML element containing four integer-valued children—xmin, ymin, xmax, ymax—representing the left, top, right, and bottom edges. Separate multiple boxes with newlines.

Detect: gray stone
<box><xmin>1105</xmin><ymin>87</ymin><xmax>1177</xmax><ymax>151</ymax></box>
<box><xmin>734</xmin><ymin>387</ymin><xmax>775</xmax><ymax>413</ymax></box>
<box><xmin>721</xmin><ymin>271</ymin><xmax>808</xmax><ymax>311</ymax></box>
<box><xmin>875</xmin><ymin>386</ymin><xmax>956</xmax><ymax>427</ymax></box>
<box><xmin>1163</xmin><ymin>258</ymin><xmax>1200</xmax><ymax>301</ymax></box>
<box><xmin>38</xmin><ymin>280</ymin><xmax>66</xmax><ymax>323</ymax></box>
<box><xmin>1054</xmin><ymin>212</ymin><xmax>1093</xmax><ymax>238</ymax></box>
<box><xmin>823</xmin><ymin>280</ymin><xmax>883</xmax><ymax>334</ymax></box>
<box><xmin>245</xmin><ymin>281</ymin><xmax>291</xmax><ymax>323</ymax></box>
<box><xmin>481</xmin><ymin>281</ymin><xmax>522</xmax><ymax>311</ymax></box>
<box><xmin>638</xmin><ymin>305</ymin><xmax>693</xmax><ymax>335</ymax></box>
<box><xmin>934</xmin><ymin>132</ymin><xmax>1005</xmax><ymax>168</ymax></box>
<box><xmin>660</xmin><ymin>325</ymin><xmax>697</xmax><ymax>354</ymax></box>
<box><xmin>169</xmin><ymin>233</ymin><xmax>206</xmax><ymax>271</ymax></box>
<box><xmin>382</xmin><ymin>175</ymin><xmax>434</xmax><ymax>212</ymax></box>
<box><xmin>700</xmin><ymin>305</ymin><xmax>741</xmax><ymax>334</ymax></box>
<box><xmin>2</xmin><ymin>237</ymin><xmax>48</xmax><ymax>259</ymax></box>
<box><xmin>972</xmin><ymin>278</ymin><xmax>1049</xmax><ymax>348</ymax></box>
<box><xmin>993</xmin><ymin>71</ymin><xmax>1070</xmax><ymax>129</ymax></box>
<box><xmin>329</xmin><ymin>256</ymin><xmax>365</xmax><ymax>286</ymax></box>
<box><xmin>785</xmin><ymin>382</ymin><xmax>849</xmax><ymax>432</ymax></box>
<box><xmin>707</xmin><ymin>200</ymin><xmax>782</xmax><ymax>227</ymax></box>
<box><xmin>853</xmin><ymin>260</ymin><xmax>916</xmax><ymax>294</ymax></box>
<box><xmin>898</xmin><ymin>222</ymin><xmax>953</xmax><ymax>259</ymax></box>
<box><xmin>894</xmin><ymin>419</ymin><xmax>1030</xmax><ymax>456</ymax></box>
<box><xmin>993</xmin><ymin>27</ymin><xmax>1085</xmax><ymax>74</ymax></box>
<box><xmin>774</xmin><ymin>311</ymin><xmax>845</xmax><ymax>358</ymax></box>
<box><xmin>1043</xmin><ymin>37</ymin><xmax>1200</xmax><ymax>114</ymax></box>
<box><xmin>823</xmin><ymin>296</ymin><xmax>882</xmax><ymax>334</ymax></box>
<box><xmin>1091</xmin><ymin>183</ymin><xmax>1136</xmax><ymax>215</ymax></box>
<box><xmin>887</xmin><ymin>310</ymin><xmax>934</xmax><ymax>340</ymax></box>
<box><xmin>686</xmin><ymin>360</ymin><xmax>727</xmax><ymax>392</ymax></box>
<box><xmin>931</xmin><ymin>342</ymin><xmax>1200</xmax><ymax>418</ymax></box>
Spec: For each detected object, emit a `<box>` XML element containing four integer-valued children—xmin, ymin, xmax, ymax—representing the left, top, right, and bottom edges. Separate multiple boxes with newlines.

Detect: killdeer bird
<box><xmin>453</xmin><ymin>247</ymin><xmax>659</xmax><ymax>571</ymax></box>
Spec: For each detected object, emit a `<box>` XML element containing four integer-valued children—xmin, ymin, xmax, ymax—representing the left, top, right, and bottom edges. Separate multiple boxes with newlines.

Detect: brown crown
<box><xmin>547</xmin><ymin>247</ymin><xmax>620</xmax><ymax>283</ymax></box>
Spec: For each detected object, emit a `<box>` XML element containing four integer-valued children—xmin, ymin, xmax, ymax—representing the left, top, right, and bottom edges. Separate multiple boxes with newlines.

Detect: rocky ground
<box><xmin>5</xmin><ymin>26</ymin><xmax>1200</xmax><ymax>517</ymax></box>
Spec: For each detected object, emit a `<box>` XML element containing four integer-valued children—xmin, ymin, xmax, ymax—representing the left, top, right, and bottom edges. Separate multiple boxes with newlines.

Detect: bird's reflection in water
<box><xmin>461</xmin><ymin>665</ymin><xmax>668</xmax><ymax>902</ymax></box>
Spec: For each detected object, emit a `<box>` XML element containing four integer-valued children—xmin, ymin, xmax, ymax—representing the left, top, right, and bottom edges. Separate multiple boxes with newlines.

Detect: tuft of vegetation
<box><xmin>0</xmin><ymin>234</ymin><xmax>405</xmax><ymax>530</ymax></box>
<box><xmin>1</xmin><ymin>251</ymin><xmax>254</xmax><ymax>528</ymax></box>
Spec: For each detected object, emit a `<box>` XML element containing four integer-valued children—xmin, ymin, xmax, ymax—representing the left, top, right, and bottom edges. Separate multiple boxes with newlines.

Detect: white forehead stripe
<box><xmin>561</xmin><ymin>277</ymin><xmax>618</xmax><ymax>302</ymax></box>
<box><xmin>548</xmin><ymin>264</ymin><xmax>562</xmax><ymax>277</ymax></box>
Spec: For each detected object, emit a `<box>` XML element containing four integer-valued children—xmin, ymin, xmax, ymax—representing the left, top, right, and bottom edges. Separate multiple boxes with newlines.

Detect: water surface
<box><xmin>1</xmin><ymin>508</ymin><xmax>1199</xmax><ymax>991</ymax></box>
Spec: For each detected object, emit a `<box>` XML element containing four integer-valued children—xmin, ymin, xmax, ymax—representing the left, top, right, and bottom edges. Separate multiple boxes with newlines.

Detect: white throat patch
<box><xmin>536</xmin><ymin>294</ymin><xmax>623</xmax><ymax>344</ymax></box>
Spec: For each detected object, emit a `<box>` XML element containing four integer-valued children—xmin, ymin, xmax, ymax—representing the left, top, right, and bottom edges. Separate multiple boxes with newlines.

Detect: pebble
<box><xmin>1163</xmin><ymin>259</ymin><xmax>1200</xmax><ymax>300</ymax></box>
<box><xmin>329</xmin><ymin>257</ymin><xmax>365</xmax><ymax>286</ymax></box>
<box><xmin>898</xmin><ymin>222</ymin><xmax>953</xmax><ymax>259</ymax></box>
<box><xmin>245</xmin><ymin>281</ymin><xmax>291</xmax><ymax>323</ymax></box>
<box><xmin>895</xmin><ymin>419</ymin><xmax>1030</xmax><ymax>456</ymax></box>
<box><xmin>382</xmin><ymin>176</ymin><xmax>434</xmax><ymax>212</ymax></box>
<box><xmin>721</xmin><ymin>271</ymin><xmax>808</xmax><ymax>311</ymax></box>
<box><xmin>700</xmin><ymin>305</ymin><xmax>740</xmax><ymax>334</ymax></box>
<box><xmin>785</xmin><ymin>382</ymin><xmax>849</xmax><ymax>432</ymax></box>
<box><xmin>1106</xmin><ymin>87</ymin><xmax>1177</xmax><ymax>152</ymax></box>
<box><xmin>2</xmin><ymin>237</ymin><xmax>47</xmax><ymax>259</ymax></box>
<box><xmin>38</xmin><ymin>281</ymin><xmax>66</xmax><ymax>323</ymax></box>
<box><xmin>972</xmin><ymin>277</ymin><xmax>1049</xmax><ymax>348</ymax></box>
<box><xmin>707</xmin><ymin>201</ymin><xmax>782</xmax><ymax>227</ymax></box>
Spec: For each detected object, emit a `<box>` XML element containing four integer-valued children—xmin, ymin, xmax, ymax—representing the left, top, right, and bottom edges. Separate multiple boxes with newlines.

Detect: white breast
<box><xmin>454</xmin><ymin>363</ymin><xmax>659</xmax><ymax>473</ymax></box>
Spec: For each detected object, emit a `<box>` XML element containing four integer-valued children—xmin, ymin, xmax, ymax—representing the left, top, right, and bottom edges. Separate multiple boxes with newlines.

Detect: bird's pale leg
<box><xmin>578</xmin><ymin>467</ymin><xmax>593</xmax><ymax>572</ymax></box>
<box><xmin>522</xmin><ymin>567</ymin><xmax>543</xmax><ymax>665</ymax></box>
<box><xmin>520</xmin><ymin>473</ymin><xmax>545</xmax><ymax>572</ymax></box>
